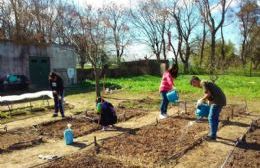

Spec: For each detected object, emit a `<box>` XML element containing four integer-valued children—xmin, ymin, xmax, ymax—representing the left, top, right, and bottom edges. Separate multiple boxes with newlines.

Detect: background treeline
<box><xmin>0</xmin><ymin>0</ymin><xmax>259</xmax><ymax>95</ymax></box>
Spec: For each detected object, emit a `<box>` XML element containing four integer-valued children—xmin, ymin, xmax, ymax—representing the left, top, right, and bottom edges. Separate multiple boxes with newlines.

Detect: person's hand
<box><xmin>53</xmin><ymin>91</ymin><xmax>57</xmax><ymax>95</ymax></box>
<box><xmin>196</xmin><ymin>98</ymin><xmax>204</xmax><ymax>107</ymax></box>
<box><xmin>58</xmin><ymin>95</ymin><xmax>62</xmax><ymax>100</ymax></box>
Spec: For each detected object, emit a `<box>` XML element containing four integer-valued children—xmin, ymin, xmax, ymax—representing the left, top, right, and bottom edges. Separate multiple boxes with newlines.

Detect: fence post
<box><xmin>94</xmin><ymin>136</ymin><xmax>97</xmax><ymax>146</ymax></box>
<box><xmin>244</xmin><ymin>99</ymin><xmax>248</xmax><ymax>113</ymax></box>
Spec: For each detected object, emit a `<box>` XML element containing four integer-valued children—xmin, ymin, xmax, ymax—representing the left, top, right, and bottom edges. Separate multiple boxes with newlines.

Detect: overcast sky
<box><xmin>73</xmin><ymin>0</ymin><xmax>242</xmax><ymax>61</ymax></box>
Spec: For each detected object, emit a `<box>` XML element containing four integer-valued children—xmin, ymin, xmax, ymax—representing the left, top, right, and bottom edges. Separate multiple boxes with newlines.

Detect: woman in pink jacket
<box><xmin>159</xmin><ymin>64</ymin><xmax>178</xmax><ymax>119</ymax></box>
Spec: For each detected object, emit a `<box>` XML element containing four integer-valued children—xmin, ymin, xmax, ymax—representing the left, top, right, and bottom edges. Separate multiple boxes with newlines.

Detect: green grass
<box><xmin>101</xmin><ymin>75</ymin><xmax>260</xmax><ymax>100</ymax></box>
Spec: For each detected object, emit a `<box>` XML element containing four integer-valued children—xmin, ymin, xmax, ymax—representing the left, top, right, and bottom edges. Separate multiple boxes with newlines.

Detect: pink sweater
<box><xmin>159</xmin><ymin>71</ymin><xmax>174</xmax><ymax>92</ymax></box>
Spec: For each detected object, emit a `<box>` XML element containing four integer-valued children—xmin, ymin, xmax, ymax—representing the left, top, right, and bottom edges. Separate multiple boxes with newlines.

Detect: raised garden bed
<box><xmin>99</xmin><ymin>113</ymin><xmax>209</xmax><ymax>167</ymax></box>
<box><xmin>225</xmin><ymin>120</ymin><xmax>260</xmax><ymax>168</ymax></box>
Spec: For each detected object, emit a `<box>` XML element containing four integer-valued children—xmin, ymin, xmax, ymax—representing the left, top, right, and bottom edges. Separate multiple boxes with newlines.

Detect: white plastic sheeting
<box><xmin>0</xmin><ymin>91</ymin><xmax>53</xmax><ymax>103</ymax></box>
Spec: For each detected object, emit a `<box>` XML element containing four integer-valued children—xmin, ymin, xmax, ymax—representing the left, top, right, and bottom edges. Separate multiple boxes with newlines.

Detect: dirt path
<box><xmin>174</xmin><ymin>114</ymin><xmax>257</xmax><ymax>168</ymax></box>
<box><xmin>0</xmin><ymin>107</ymin><xmax>177</xmax><ymax>168</ymax></box>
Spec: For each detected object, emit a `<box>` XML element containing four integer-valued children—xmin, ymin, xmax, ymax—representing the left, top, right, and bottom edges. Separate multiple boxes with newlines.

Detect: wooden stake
<box><xmin>4</xmin><ymin>125</ymin><xmax>7</xmax><ymax>132</ymax></box>
<box><xmin>244</xmin><ymin>99</ymin><xmax>248</xmax><ymax>113</ymax></box>
<box><xmin>123</xmin><ymin>112</ymin><xmax>126</xmax><ymax>121</ymax></box>
<box><xmin>177</xmin><ymin>103</ymin><xmax>180</xmax><ymax>116</ymax></box>
<box><xmin>231</xmin><ymin>107</ymin><xmax>234</xmax><ymax>119</ymax></box>
<box><xmin>94</xmin><ymin>136</ymin><xmax>97</xmax><ymax>146</ymax></box>
<box><xmin>184</xmin><ymin>101</ymin><xmax>187</xmax><ymax>114</ymax></box>
<box><xmin>156</xmin><ymin>118</ymin><xmax>159</xmax><ymax>125</ymax></box>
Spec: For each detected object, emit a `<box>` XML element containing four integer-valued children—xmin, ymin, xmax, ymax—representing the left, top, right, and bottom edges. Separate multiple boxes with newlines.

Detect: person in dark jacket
<box><xmin>96</xmin><ymin>97</ymin><xmax>117</xmax><ymax>131</ymax></box>
<box><xmin>49</xmin><ymin>72</ymin><xmax>65</xmax><ymax>118</ymax></box>
<box><xmin>190</xmin><ymin>76</ymin><xmax>226</xmax><ymax>140</ymax></box>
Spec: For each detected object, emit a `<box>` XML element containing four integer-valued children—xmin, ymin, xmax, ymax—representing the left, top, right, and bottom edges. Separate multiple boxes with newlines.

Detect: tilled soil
<box><xmin>0</xmin><ymin>117</ymin><xmax>98</xmax><ymax>153</ymax></box>
<box><xmin>37</xmin><ymin>117</ymin><xmax>99</xmax><ymax>139</ymax></box>
<box><xmin>226</xmin><ymin>121</ymin><xmax>260</xmax><ymax>168</ymax></box>
<box><xmin>39</xmin><ymin>153</ymin><xmax>138</xmax><ymax>168</ymax></box>
<box><xmin>0</xmin><ymin>107</ymin><xmax>146</xmax><ymax>153</ymax></box>
<box><xmin>99</xmin><ymin>114</ymin><xmax>209</xmax><ymax>166</ymax></box>
<box><xmin>0</xmin><ymin>128</ymin><xmax>40</xmax><ymax>153</ymax></box>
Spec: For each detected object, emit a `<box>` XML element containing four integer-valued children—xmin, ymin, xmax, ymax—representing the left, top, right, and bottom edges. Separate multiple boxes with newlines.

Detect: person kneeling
<box><xmin>96</xmin><ymin>97</ymin><xmax>117</xmax><ymax>131</ymax></box>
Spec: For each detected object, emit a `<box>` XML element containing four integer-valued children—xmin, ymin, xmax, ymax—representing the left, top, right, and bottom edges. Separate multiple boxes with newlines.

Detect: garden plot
<box><xmin>0</xmin><ymin>117</ymin><xmax>99</xmax><ymax>153</ymax></box>
<box><xmin>99</xmin><ymin>113</ymin><xmax>209</xmax><ymax>167</ymax></box>
<box><xmin>0</xmin><ymin>100</ymin><xmax>150</xmax><ymax>154</ymax></box>
<box><xmin>225</xmin><ymin>120</ymin><xmax>260</xmax><ymax>168</ymax></box>
<box><xmin>39</xmin><ymin>153</ymin><xmax>138</xmax><ymax>168</ymax></box>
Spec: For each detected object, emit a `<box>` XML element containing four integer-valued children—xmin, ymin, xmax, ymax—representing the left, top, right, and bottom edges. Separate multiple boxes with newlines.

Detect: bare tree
<box><xmin>69</xmin><ymin>6</ymin><xmax>109</xmax><ymax>97</ymax></box>
<box><xmin>237</xmin><ymin>0</ymin><xmax>259</xmax><ymax>66</ymax></box>
<box><xmin>0</xmin><ymin>0</ymin><xmax>13</xmax><ymax>40</ymax></box>
<box><xmin>196</xmin><ymin>0</ymin><xmax>231</xmax><ymax>74</ymax></box>
<box><xmin>200</xmin><ymin>20</ymin><xmax>208</xmax><ymax>66</ymax></box>
<box><xmin>130</xmin><ymin>0</ymin><xmax>170</xmax><ymax>62</ymax></box>
<box><xmin>104</xmin><ymin>3</ymin><xmax>130</xmax><ymax>64</ymax></box>
<box><xmin>170</xmin><ymin>0</ymin><xmax>199</xmax><ymax>73</ymax></box>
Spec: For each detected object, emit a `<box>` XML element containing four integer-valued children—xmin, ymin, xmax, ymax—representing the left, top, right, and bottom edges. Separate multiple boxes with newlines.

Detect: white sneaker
<box><xmin>101</xmin><ymin>126</ymin><xmax>108</xmax><ymax>131</ymax></box>
<box><xmin>159</xmin><ymin>114</ymin><xmax>167</xmax><ymax>119</ymax></box>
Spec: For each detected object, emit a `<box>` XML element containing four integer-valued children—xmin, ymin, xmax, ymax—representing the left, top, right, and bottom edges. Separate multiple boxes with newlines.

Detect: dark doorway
<box><xmin>29</xmin><ymin>56</ymin><xmax>50</xmax><ymax>89</ymax></box>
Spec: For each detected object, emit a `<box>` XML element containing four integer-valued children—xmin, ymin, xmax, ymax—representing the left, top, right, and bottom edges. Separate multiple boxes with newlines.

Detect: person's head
<box><xmin>168</xmin><ymin>64</ymin><xmax>178</xmax><ymax>78</ymax></box>
<box><xmin>49</xmin><ymin>72</ymin><xmax>57</xmax><ymax>81</ymax></box>
<box><xmin>190</xmin><ymin>76</ymin><xmax>201</xmax><ymax>88</ymax></box>
<box><xmin>96</xmin><ymin>97</ymin><xmax>104</xmax><ymax>104</ymax></box>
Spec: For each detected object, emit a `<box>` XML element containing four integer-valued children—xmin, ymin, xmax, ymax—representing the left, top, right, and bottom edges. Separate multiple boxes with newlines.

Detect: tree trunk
<box><xmin>184</xmin><ymin>43</ymin><xmax>191</xmax><ymax>74</ymax></box>
<box><xmin>210</xmin><ymin>32</ymin><xmax>216</xmax><ymax>75</ymax></box>
<box><xmin>241</xmin><ymin>39</ymin><xmax>247</xmax><ymax>66</ymax></box>
<box><xmin>80</xmin><ymin>62</ymin><xmax>84</xmax><ymax>69</ymax></box>
<box><xmin>162</xmin><ymin>38</ymin><xmax>167</xmax><ymax>61</ymax></box>
<box><xmin>200</xmin><ymin>22</ymin><xmax>206</xmax><ymax>66</ymax></box>
<box><xmin>220</xmin><ymin>24</ymin><xmax>226</xmax><ymax>69</ymax></box>
<box><xmin>183</xmin><ymin>61</ymin><xmax>189</xmax><ymax>74</ymax></box>
<box><xmin>249</xmin><ymin>57</ymin><xmax>253</xmax><ymax>77</ymax></box>
<box><xmin>94</xmin><ymin>68</ymin><xmax>101</xmax><ymax>98</ymax></box>
<box><xmin>116</xmin><ymin>49</ymin><xmax>120</xmax><ymax>64</ymax></box>
<box><xmin>155</xmin><ymin>52</ymin><xmax>160</xmax><ymax>62</ymax></box>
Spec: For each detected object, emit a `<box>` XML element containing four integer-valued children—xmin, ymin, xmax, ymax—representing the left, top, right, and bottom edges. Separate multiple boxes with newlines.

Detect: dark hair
<box><xmin>168</xmin><ymin>64</ymin><xmax>178</xmax><ymax>78</ymax></box>
<box><xmin>49</xmin><ymin>72</ymin><xmax>57</xmax><ymax>79</ymax></box>
<box><xmin>190</xmin><ymin>76</ymin><xmax>200</xmax><ymax>85</ymax></box>
<box><xmin>96</xmin><ymin>97</ymin><xmax>104</xmax><ymax>104</ymax></box>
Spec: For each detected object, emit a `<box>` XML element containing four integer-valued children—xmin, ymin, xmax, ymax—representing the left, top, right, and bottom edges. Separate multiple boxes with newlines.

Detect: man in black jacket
<box><xmin>49</xmin><ymin>72</ymin><xmax>65</xmax><ymax>118</ymax></box>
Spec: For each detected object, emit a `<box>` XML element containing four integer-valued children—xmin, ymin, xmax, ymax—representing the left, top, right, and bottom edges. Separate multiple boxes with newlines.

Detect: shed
<box><xmin>0</xmin><ymin>41</ymin><xmax>77</xmax><ymax>89</ymax></box>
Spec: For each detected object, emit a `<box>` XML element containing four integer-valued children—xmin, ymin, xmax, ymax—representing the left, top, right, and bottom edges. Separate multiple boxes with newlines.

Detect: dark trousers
<box><xmin>208</xmin><ymin>104</ymin><xmax>222</xmax><ymax>138</ymax></box>
<box><xmin>53</xmin><ymin>92</ymin><xmax>64</xmax><ymax>116</ymax></box>
<box><xmin>160</xmin><ymin>91</ymin><xmax>169</xmax><ymax>115</ymax></box>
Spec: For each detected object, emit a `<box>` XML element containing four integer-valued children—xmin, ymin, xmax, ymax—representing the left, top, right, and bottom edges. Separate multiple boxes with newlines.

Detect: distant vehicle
<box><xmin>0</xmin><ymin>74</ymin><xmax>30</xmax><ymax>91</ymax></box>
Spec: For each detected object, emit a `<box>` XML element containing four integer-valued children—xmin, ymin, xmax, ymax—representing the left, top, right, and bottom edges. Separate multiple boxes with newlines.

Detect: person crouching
<box><xmin>96</xmin><ymin>97</ymin><xmax>117</xmax><ymax>131</ymax></box>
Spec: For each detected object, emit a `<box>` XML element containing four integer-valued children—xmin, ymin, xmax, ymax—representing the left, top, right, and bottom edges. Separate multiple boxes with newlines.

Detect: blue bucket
<box><xmin>64</xmin><ymin>128</ymin><xmax>74</xmax><ymax>145</ymax></box>
<box><xmin>195</xmin><ymin>104</ymin><xmax>210</xmax><ymax>118</ymax></box>
<box><xmin>166</xmin><ymin>90</ymin><xmax>179</xmax><ymax>103</ymax></box>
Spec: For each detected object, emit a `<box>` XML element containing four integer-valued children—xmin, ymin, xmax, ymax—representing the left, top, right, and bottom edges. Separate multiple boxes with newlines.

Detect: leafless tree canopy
<box><xmin>0</xmin><ymin>0</ymin><xmax>259</xmax><ymax>79</ymax></box>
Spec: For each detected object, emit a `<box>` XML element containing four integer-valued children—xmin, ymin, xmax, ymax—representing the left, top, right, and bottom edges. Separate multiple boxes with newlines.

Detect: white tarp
<box><xmin>0</xmin><ymin>91</ymin><xmax>53</xmax><ymax>103</ymax></box>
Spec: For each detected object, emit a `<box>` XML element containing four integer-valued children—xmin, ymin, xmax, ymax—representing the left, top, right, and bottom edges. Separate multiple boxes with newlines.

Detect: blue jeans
<box><xmin>160</xmin><ymin>91</ymin><xmax>169</xmax><ymax>115</ymax></box>
<box><xmin>54</xmin><ymin>91</ymin><xmax>64</xmax><ymax>116</ymax></box>
<box><xmin>208</xmin><ymin>104</ymin><xmax>222</xmax><ymax>138</ymax></box>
